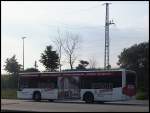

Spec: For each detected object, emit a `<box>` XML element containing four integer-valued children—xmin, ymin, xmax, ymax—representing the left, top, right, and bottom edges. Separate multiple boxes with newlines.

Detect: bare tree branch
<box><xmin>62</xmin><ymin>32</ymin><xmax>80</xmax><ymax>70</ymax></box>
<box><xmin>89</xmin><ymin>57</ymin><xmax>97</xmax><ymax>69</ymax></box>
<box><xmin>53</xmin><ymin>28</ymin><xmax>64</xmax><ymax>72</ymax></box>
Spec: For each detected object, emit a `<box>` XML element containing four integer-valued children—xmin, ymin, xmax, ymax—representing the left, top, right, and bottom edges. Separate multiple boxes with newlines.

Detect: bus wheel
<box><xmin>83</xmin><ymin>92</ymin><xmax>94</xmax><ymax>103</ymax></box>
<box><xmin>33</xmin><ymin>91</ymin><xmax>41</xmax><ymax>101</ymax></box>
<box><xmin>48</xmin><ymin>99</ymin><xmax>54</xmax><ymax>102</ymax></box>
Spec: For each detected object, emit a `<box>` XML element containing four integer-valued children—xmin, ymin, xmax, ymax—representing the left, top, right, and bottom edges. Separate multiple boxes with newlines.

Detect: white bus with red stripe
<box><xmin>17</xmin><ymin>69</ymin><xmax>136</xmax><ymax>103</ymax></box>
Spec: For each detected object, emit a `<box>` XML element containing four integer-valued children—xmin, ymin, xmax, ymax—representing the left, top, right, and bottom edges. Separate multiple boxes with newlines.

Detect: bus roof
<box><xmin>19</xmin><ymin>69</ymin><xmax>136</xmax><ymax>77</ymax></box>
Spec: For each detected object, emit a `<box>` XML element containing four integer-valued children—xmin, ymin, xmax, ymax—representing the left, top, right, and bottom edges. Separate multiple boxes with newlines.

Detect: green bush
<box><xmin>136</xmin><ymin>92</ymin><xmax>147</xmax><ymax>100</ymax></box>
<box><xmin>1</xmin><ymin>75</ymin><xmax>18</xmax><ymax>89</ymax></box>
<box><xmin>1</xmin><ymin>89</ymin><xmax>17</xmax><ymax>99</ymax></box>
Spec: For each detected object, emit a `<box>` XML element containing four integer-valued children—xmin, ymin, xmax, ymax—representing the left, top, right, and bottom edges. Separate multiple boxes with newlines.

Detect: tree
<box><xmin>117</xmin><ymin>42</ymin><xmax>149</xmax><ymax>95</ymax></box>
<box><xmin>76</xmin><ymin>60</ymin><xmax>89</xmax><ymax>70</ymax></box>
<box><xmin>63</xmin><ymin>32</ymin><xmax>80</xmax><ymax>70</ymax></box>
<box><xmin>23</xmin><ymin>68</ymin><xmax>39</xmax><ymax>72</ymax></box>
<box><xmin>106</xmin><ymin>65</ymin><xmax>111</xmax><ymax>70</ymax></box>
<box><xmin>89</xmin><ymin>57</ymin><xmax>97</xmax><ymax>69</ymax></box>
<box><xmin>39</xmin><ymin>45</ymin><xmax>59</xmax><ymax>71</ymax></box>
<box><xmin>4</xmin><ymin>55</ymin><xmax>22</xmax><ymax>75</ymax></box>
<box><xmin>53</xmin><ymin>29</ymin><xmax>64</xmax><ymax>72</ymax></box>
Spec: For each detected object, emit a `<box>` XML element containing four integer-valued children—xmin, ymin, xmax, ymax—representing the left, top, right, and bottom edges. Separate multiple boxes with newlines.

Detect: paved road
<box><xmin>1</xmin><ymin>99</ymin><xmax>149</xmax><ymax>112</ymax></box>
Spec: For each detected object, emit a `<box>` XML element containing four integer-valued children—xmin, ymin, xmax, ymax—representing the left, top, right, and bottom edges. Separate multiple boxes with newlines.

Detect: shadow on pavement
<box><xmin>25</xmin><ymin>100</ymin><xmax>149</xmax><ymax>106</ymax></box>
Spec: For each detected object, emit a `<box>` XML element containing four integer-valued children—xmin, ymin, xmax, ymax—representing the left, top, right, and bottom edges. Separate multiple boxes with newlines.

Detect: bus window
<box><xmin>19</xmin><ymin>76</ymin><xmax>57</xmax><ymax>89</ymax></box>
<box><xmin>38</xmin><ymin>77</ymin><xmax>57</xmax><ymax>89</ymax></box>
<box><xmin>19</xmin><ymin>78</ymin><xmax>28</xmax><ymax>88</ymax></box>
<box><xmin>92</xmin><ymin>83</ymin><xmax>113</xmax><ymax>89</ymax></box>
<box><xmin>80</xmin><ymin>75</ymin><xmax>122</xmax><ymax>89</ymax></box>
<box><xmin>19</xmin><ymin>77</ymin><xmax>38</xmax><ymax>88</ymax></box>
<box><xmin>126</xmin><ymin>72</ymin><xmax>136</xmax><ymax>86</ymax></box>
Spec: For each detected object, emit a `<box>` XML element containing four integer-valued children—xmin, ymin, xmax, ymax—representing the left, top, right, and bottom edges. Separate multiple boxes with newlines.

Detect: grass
<box><xmin>1</xmin><ymin>89</ymin><xmax>17</xmax><ymax>99</ymax></box>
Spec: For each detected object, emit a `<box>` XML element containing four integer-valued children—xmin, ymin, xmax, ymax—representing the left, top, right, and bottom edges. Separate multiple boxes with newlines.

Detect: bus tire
<box><xmin>33</xmin><ymin>91</ymin><xmax>41</xmax><ymax>101</ymax></box>
<box><xmin>48</xmin><ymin>99</ymin><xmax>54</xmax><ymax>102</ymax></box>
<box><xmin>83</xmin><ymin>92</ymin><xmax>94</xmax><ymax>103</ymax></box>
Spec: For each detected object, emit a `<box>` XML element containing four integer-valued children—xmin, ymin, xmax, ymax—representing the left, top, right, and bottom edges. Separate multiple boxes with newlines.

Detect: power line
<box><xmin>42</xmin><ymin>21</ymin><xmax>103</xmax><ymax>31</ymax></box>
<box><xmin>65</xmin><ymin>3</ymin><xmax>102</xmax><ymax>14</ymax></box>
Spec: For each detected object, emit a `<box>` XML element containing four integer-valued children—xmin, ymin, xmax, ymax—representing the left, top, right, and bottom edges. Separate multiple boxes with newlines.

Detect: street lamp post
<box><xmin>22</xmin><ymin>37</ymin><xmax>26</xmax><ymax>71</ymax></box>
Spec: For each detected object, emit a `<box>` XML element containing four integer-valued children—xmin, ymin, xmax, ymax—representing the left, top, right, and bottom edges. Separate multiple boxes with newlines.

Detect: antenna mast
<box><xmin>103</xmin><ymin>3</ymin><xmax>114</xmax><ymax>69</ymax></box>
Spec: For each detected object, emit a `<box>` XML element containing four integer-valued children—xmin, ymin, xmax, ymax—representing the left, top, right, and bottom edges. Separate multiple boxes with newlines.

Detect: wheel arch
<box><xmin>32</xmin><ymin>90</ymin><xmax>41</xmax><ymax>100</ymax></box>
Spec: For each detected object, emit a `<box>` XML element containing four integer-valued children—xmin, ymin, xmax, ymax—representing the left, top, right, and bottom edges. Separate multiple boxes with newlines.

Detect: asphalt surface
<box><xmin>1</xmin><ymin>99</ymin><xmax>149</xmax><ymax>112</ymax></box>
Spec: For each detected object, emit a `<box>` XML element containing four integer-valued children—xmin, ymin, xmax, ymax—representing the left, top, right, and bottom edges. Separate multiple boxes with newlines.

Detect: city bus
<box><xmin>17</xmin><ymin>69</ymin><xmax>136</xmax><ymax>103</ymax></box>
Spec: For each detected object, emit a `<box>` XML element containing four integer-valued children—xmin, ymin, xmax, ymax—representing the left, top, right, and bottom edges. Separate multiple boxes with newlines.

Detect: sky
<box><xmin>1</xmin><ymin>1</ymin><xmax>149</xmax><ymax>74</ymax></box>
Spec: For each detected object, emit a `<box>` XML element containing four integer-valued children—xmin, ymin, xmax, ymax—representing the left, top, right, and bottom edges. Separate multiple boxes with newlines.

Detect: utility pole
<box><xmin>22</xmin><ymin>37</ymin><xmax>26</xmax><ymax>71</ymax></box>
<box><xmin>103</xmin><ymin>3</ymin><xmax>114</xmax><ymax>70</ymax></box>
